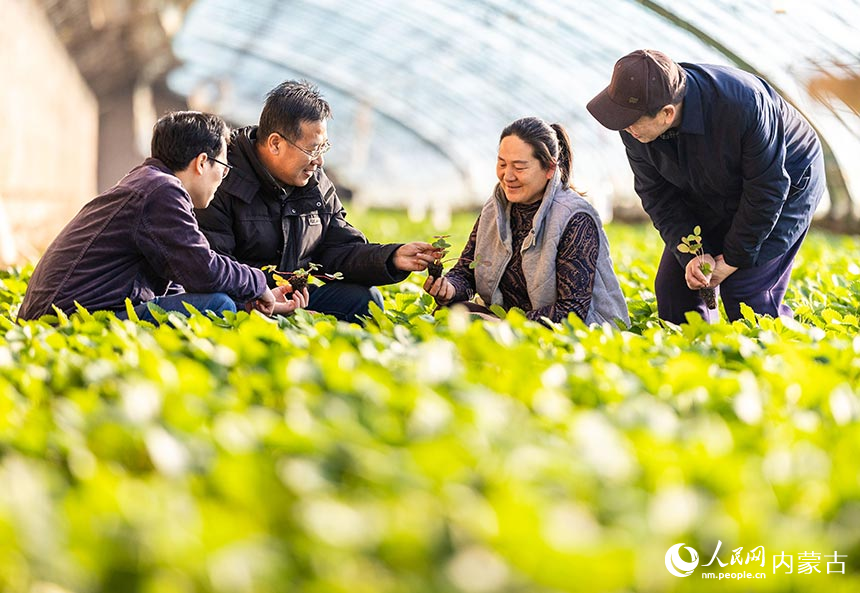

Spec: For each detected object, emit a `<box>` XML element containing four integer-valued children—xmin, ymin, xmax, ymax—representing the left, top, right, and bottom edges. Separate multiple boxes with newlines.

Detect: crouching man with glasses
<box><xmin>17</xmin><ymin>111</ymin><xmax>307</xmax><ymax>323</ymax></box>
<box><xmin>195</xmin><ymin>80</ymin><xmax>439</xmax><ymax>323</ymax></box>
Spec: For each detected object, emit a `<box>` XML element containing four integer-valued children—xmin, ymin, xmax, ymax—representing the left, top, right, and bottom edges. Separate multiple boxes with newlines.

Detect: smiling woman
<box><xmin>423</xmin><ymin>116</ymin><xmax>629</xmax><ymax>327</ymax></box>
<box><xmin>496</xmin><ymin>135</ymin><xmax>555</xmax><ymax>205</ymax></box>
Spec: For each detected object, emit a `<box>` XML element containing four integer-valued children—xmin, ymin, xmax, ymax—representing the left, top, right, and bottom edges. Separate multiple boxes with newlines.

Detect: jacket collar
<box><xmin>677</xmin><ymin>66</ymin><xmax>705</xmax><ymax>136</ymax></box>
<box><xmin>491</xmin><ymin>166</ymin><xmax>563</xmax><ymax>246</ymax></box>
<box><xmin>531</xmin><ymin>167</ymin><xmax>563</xmax><ymax>238</ymax></box>
<box><xmin>141</xmin><ymin>157</ymin><xmax>176</xmax><ymax>176</ymax></box>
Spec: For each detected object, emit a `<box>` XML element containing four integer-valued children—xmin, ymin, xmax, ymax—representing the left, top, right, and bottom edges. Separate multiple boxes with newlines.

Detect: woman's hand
<box><xmin>423</xmin><ymin>275</ymin><xmax>455</xmax><ymax>305</ymax></box>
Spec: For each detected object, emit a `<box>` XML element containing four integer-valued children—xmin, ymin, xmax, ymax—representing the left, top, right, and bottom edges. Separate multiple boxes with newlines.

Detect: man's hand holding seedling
<box><xmin>684</xmin><ymin>253</ymin><xmax>716</xmax><ymax>290</ymax></box>
<box><xmin>708</xmin><ymin>254</ymin><xmax>738</xmax><ymax>287</ymax></box>
<box><xmin>684</xmin><ymin>253</ymin><xmax>739</xmax><ymax>290</ymax></box>
<box><xmin>271</xmin><ymin>284</ymin><xmax>310</xmax><ymax>316</ymax></box>
<box><xmin>392</xmin><ymin>242</ymin><xmax>442</xmax><ymax>272</ymax></box>
<box><xmin>250</xmin><ymin>287</ymin><xmax>276</xmax><ymax>316</ymax></box>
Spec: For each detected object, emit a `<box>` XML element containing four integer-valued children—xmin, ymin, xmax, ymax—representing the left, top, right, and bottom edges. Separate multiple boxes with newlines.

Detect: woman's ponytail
<box><xmin>550</xmin><ymin>123</ymin><xmax>573</xmax><ymax>188</ymax></box>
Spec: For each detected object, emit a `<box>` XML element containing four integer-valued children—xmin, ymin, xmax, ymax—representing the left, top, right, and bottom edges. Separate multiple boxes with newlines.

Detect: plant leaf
<box><xmin>123</xmin><ymin>298</ymin><xmax>139</xmax><ymax>322</ymax></box>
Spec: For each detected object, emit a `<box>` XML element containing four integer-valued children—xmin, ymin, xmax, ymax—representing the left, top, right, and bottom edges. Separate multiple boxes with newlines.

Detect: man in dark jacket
<box><xmin>195</xmin><ymin>80</ymin><xmax>438</xmax><ymax>322</ymax></box>
<box><xmin>587</xmin><ymin>49</ymin><xmax>825</xmax><ymax>323</ymax></box>
<box><xmin>18</xmin><ymin>111</ymin><xmax>297</xmax><ymax>322</ymax></box>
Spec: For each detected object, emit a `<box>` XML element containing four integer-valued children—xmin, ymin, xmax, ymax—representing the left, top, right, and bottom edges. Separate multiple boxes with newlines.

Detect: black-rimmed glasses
<box><xmin>275</xmin><ymin>132</ymin><xmax>332</xmax><ymax>160</ymax></box>
<box><xmin>209</xmin><ymin>156</ymin><xmax>233</xmax><ymax>178</ymax></box>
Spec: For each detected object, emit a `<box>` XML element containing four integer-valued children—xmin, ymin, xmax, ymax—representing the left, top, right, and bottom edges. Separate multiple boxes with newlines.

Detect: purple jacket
<box><xmin>18</xmin><ymin>159</ymin><xmax>267</xmax><ymax>320</ymax></box>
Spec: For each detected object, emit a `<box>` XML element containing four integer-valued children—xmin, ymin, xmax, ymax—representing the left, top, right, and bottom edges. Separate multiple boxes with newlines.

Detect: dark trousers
<box><xmin>655</xmin><ymin>233</ymin><xmax>805</xmax><ymax>324</ymax></box>
<box><xmin>308</xmin><ymin>282</ymin><xmax>383</xmax><ymax>323</ymax></box>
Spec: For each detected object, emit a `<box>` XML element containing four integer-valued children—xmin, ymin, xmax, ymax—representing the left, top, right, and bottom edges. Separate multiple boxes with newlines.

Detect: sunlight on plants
<box><xmin>1</xmin><ymin>213</ymin><xmax>860</xmax><ymax>592</ymax></box>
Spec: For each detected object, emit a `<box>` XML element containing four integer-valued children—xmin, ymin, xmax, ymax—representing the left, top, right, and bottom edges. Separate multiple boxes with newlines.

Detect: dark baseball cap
<box><xmin>587</xmin><ymin>49</ymin><xmax>686</xmax><ymax>131</ymax></box>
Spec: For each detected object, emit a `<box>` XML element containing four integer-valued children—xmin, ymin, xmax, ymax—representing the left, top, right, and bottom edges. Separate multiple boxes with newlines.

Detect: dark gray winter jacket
<box><xmin>196</xmin><ymin>126</ymin><xmax>407</xmax><ymax>287</ymax></box>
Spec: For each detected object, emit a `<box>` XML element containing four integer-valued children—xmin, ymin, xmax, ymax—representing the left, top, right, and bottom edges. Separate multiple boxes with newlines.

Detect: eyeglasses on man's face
<box><xmin>275</xmin><ymin>131</ymin><xmax>332</xmax><ymax>160</ymax></box>
<box><xmin>208</xmin><ymin>155</ymin><xmax>233</xmax><ymax>178</ymax></box>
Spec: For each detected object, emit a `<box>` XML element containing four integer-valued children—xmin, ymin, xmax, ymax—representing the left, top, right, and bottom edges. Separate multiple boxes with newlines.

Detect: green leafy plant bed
<box><xmin>2</xmin><ymin>216</ymin><xmax>860</xmax><ymax>593</ymax></box>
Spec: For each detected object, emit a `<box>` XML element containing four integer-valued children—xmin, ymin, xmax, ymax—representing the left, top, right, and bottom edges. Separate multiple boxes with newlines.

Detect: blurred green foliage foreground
<box><xmin>2</xmin><ymin>210</ymin><xmax>860</xmax><ymax>593</ymax></box>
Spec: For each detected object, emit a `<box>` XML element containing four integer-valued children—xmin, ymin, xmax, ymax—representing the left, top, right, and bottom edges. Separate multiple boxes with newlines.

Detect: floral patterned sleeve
<box><xmin>442</xmin><ymin>216</ymin><xmax>480</xmax><ymax>303</ymax></box>
<box><xmin>526</xmin><ymin>212</ymin><xmax>599</xmax><ymax>323</ymax></box>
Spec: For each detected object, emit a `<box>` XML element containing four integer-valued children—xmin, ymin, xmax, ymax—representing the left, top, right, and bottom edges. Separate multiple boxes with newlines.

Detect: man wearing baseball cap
<box><xmin>587</xmin><ymin>49</ymin><xmax>825</xmax><ymax>324</ymax></box>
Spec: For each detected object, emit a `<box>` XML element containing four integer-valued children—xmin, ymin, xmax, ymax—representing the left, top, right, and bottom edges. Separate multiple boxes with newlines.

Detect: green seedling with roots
<box><xmin>677</xmin><ymin>226</ymin><xmax>717</xmax><ymax>309</ymax></box>
<box><xmin>427</xmin><ymin>235</ymin><xmax>486</xmax><ymax>278</ymax></box>
<box><xmin>261</xmin><ymin>263</ymin><xmax>343</xmax><ymax>292</ymax></box>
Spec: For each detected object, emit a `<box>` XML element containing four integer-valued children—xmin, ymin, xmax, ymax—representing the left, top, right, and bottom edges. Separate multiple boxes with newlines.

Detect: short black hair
<box><xmin>258</xmin><ymin>80</ymin><xmax>332</xmax><ymax>141</ymax></box>
<box><xmin>150</xmin><ymin>111</ymin><xmax>229</xmax><ymax>172</ymax></box>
